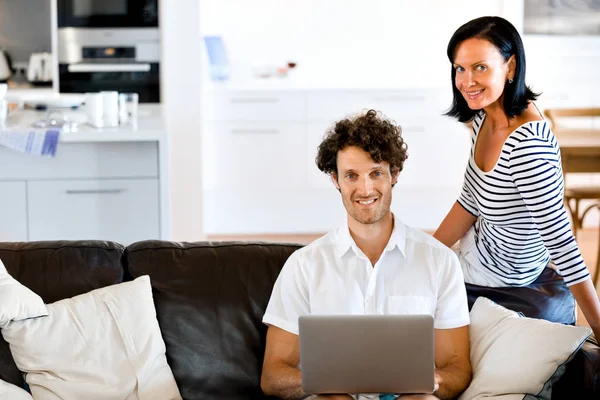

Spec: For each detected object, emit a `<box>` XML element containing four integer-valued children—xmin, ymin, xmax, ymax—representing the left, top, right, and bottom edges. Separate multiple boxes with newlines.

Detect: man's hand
<box><xmin>434</xmin><ymin>371</ymin><xmax>441</xmax><ymax>392</ymax></box>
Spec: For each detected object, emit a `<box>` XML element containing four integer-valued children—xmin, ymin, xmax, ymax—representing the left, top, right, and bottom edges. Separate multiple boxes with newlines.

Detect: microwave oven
<box><xmin>57</xmin><ymin>0</ymin><xmax>158</xmax><ymax>28</ymax></box>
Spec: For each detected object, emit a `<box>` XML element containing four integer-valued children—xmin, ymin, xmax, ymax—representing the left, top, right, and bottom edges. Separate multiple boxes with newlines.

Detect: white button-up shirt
<box><xmin>263</xmin><ymin>218</ymin><xmax>470</xmax><ymax>334</ymax></box>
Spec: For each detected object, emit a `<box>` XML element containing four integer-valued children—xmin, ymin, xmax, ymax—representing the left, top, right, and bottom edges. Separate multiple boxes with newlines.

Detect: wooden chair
<box><xmin>544</xmin><ymin>108</ymin><xmax>600</xmax><ymax>287</ymax></box>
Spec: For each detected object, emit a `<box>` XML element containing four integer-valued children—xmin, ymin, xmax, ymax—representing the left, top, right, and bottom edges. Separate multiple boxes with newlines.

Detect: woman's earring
<box><xmin>508</xmin><ymin>78</ymin><xmax>514</xmax><ymax>84</ymax></box>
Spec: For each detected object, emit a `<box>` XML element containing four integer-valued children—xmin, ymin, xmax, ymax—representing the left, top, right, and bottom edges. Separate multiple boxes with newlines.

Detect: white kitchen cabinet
<box><xmin>0</xmin><ymin>105</ymin><xmax>168</xmax><ymax>242</ymax></box>
<box><xmin>307</xmin><ymin>90</ymin><xmax>429</xmax><ymax>123</ymax></box>
<box><xmin>205</xmin><ymin>91</ymin><xmax>307</xmax><ymax>122</ymax></box>
<box><xmin>202</xmin><ymin>121</ymin><xmax>307</xmax><ymax>190</ymax></box>
<box><xmin>0</xmin><ymin>142</ymin><xmax>158</xmax><ymax>180</ymax></box>
<box><xmin>203</xmin><ymin>88</ymin><xmax>472</xmax><ymax>234</ymax></box>
<box><xmin>27</xmin><ymin>179</ymin><xmax>160</xmax><ymax>244</ymax></box>
<box><xmin>0</xmin><ymin>181</ymin><xmax>28</xmax><ymax>241</ymax></box>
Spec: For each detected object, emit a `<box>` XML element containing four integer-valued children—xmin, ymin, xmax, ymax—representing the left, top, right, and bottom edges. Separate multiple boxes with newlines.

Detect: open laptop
<box><xmin>298</xmin><ymin>314</ymin><xmax>435</xmax><ymax>395</ymax></box>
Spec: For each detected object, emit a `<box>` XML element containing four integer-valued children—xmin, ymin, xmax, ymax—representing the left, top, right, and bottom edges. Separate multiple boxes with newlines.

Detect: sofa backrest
<box><xmin>125</xmin><ymin>240</ymin><xmax>301</xmax><ymax>400</ymax></box>
<box><xmin>0</xmin><ymin>241</ymin><xmax>125</xmax><ymax>389</ymax></box>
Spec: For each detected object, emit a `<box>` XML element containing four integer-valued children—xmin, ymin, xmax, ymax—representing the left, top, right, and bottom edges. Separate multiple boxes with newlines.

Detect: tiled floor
<box><xmin>208</xmin><ymin>227</ymin><xmax>600</xmax><ymax>326</ymax></box>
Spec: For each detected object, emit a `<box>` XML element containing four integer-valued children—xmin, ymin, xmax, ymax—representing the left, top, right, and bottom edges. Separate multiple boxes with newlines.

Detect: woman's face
<box><xmin>453</xmin><ymin>38</ymin><xmax>514</xmax><ymax>111</ymax></box>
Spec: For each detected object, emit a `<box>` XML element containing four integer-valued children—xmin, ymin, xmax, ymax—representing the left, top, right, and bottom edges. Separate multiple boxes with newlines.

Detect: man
<box><xmin>261</xmin><ymin>110</ymin><xmax>472</xmax><ymax>400</ymax></box>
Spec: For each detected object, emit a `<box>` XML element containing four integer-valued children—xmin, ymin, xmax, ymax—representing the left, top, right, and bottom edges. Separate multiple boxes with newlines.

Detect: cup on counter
<box><xmin>83</xmin><ymin>92</ymin><xmax>104</xmax><ymax>128</ymax></box>
<box><xmin>100</xmin><ymin>91</ymin><xmax>119</xmax><ymax>128</ymax></box>
<box><xmin>118</xmin><ymin>92</ymin><xmax>139</xmax><ymax>129</ymax></box>
<box><xmin>0</xmin><ymin>83</ymin><xmax>8</xmax><ymax>127</ymax></box>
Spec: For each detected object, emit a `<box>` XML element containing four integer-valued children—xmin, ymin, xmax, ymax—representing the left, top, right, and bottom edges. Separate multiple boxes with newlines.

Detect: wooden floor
<box><xmin>208</xmin><ymin>228</ymin><xmax>600</xmax><ymax>327</ymax></box>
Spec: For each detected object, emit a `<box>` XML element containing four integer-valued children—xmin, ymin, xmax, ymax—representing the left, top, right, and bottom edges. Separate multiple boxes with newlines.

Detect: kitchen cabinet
<box><xmin>0</xmin><ymin>181</ymin><xmax>28</xmax><ymax>241</ymax></box>
<box><xmin>202</xmin><ymin>88</ymin><xmax>471</xmax><ymax>234</ymax></box>
<box><xmin>202</xmin><ymin>122</ymin><xmax>307</xmax><ymax>191</ymax></box>
<box><xmin>0</xmin><ymin>105</ymin><xmax>168</xmax><ymax>243</ymax></box>
<box><xmin>27</xmin><ymin>179</ymin><xmax>159</xmax><ymax>243</ymax></box>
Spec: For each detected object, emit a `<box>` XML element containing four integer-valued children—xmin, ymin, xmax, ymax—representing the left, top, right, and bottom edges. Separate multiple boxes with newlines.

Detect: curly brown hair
<box><xmin>315</xmin><ymin>109</ymin><xmax>408</xmax><ymax>177</ymax></box>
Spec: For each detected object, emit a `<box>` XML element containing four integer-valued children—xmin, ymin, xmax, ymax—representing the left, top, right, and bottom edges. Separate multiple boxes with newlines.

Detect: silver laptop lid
<box><xmin>298</xmin><ymin>314</ymin><xmax>435</xmax><ymax>395</ymax></box>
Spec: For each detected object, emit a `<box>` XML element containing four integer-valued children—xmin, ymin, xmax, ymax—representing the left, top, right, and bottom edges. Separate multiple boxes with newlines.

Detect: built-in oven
<box><xmin>57</xmin><ymin>28</ymin><xmax>160</xmax><ymax>103</ymax></box>
<box><xmin>57</xmin><ymin>0</ymin><xmax>158</xmax><ymax>28</ymax></box>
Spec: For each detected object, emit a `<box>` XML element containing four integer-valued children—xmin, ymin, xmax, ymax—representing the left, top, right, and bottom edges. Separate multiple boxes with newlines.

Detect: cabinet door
<box><xmin>202</xmin><ymin>122</ymin><xmax>307</xmax><ymax>190</ymax></box>
<box><xmin>27</xmin><ymin>179</ymin><xmax>159</xmax><ymax>244</ymax></box>
<box><xmin>0</xmin><ymin>181</ymin><xmax>28</xmax><ymax>241</ymax></box>
<box><xmin>205</xmin><ymin>91</ymin><xmax>307</xmax><ymax>122</ymax></box>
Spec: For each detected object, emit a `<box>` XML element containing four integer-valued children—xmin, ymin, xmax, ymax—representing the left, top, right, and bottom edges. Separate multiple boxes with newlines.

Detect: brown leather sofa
<box><xmin>0</xmin><ymin>240</ymin><xmax>598</xmax><ymax>399</ymax></box>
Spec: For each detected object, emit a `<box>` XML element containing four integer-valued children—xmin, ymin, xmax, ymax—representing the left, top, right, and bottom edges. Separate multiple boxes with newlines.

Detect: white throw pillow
<box><xmin>0</xmin><ymin>258</ymin><xmax>48</xmax><ymax>325</ymax></box>
<box><xmin>1</xmin><ymin>276</ymin><xmax>182</xmax><ymax>400</ymax></box>
<box><xmin>460</xmin><ymin>297</ymin><xmax>591</xmax><ymax>400</ymax></box>
<box><xmin>0</xmin><ymin>379</ymin><xmax>33</xmax><ymax>400</ymax></box>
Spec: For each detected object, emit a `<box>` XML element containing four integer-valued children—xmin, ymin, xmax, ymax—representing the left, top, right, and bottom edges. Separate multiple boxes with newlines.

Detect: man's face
<box><xmin>332</xmin><ymin>146</ymin><xmax>398</xmax><ymax>226</ymax></box>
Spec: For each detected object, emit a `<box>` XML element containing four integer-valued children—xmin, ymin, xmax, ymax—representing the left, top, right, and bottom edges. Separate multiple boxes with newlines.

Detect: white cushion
<box><xmin>460</xmin><ymin>297</ymin><xmax>591</xmax><ymax>400</ymax></box>
<box><xmin>0</xmin><ymin>379</ymin><xmax>33</xmax><ymax>400</ymax></box>
<box><xmin>1</xmin><ymin>276</ymin><xmax>182</xmax><ymax>400</ymax></box>
<box><xmin>0</xmin><ymin>258</ymin><xmax>48</xmax><ymax>325</ymax></box>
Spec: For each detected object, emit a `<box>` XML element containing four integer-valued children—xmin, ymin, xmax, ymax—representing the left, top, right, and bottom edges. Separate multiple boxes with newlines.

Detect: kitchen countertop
<box><xmin>2</xmin><ymin>104</ymin><xmax>166</xmax><ymax>143</ymax></box>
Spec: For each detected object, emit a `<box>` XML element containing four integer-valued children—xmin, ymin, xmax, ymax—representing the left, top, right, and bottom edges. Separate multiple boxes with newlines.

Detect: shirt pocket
<box><xmin>385</xmin><ymin>295</ymin><xmax>433</xmax><ymax>316</ymax></box>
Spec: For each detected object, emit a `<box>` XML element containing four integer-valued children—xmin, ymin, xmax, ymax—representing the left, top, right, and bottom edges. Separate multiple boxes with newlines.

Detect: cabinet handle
<box><xmin>230</xmin><ymin>98</ymin><xmax>280</xmax><ymax>104</ymax></box>
<box><xmin>65</xmin><ymin>189</ymin><xmax>125</xmax><ymax>195</ymax></box>
<box><xmin>374</xmin><ymin>96</ymin><xmax>426</xmax><ymax>102</ymax></box>
<box><xmin>68</xmin><ymin>63</ymin><xmax>151</xmax><ymax>73</ymax></box>
<box><xmin>230</xmin><ymin>129</ymin><xmax>280</xmax><ymax>134</ymax></box>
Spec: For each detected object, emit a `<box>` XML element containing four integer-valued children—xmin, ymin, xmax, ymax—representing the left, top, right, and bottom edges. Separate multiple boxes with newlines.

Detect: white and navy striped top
<box><xmin>457</xmin><ymin>111</ymin><xmax>590</xmax><ymax>287</ymax></box>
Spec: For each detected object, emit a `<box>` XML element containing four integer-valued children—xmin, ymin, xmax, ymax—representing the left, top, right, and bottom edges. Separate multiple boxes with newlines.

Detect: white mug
<box><xmin>83</xmin><ymin>93</ymin><xmax>104</xmax><ymax>128</ymax></box>
<box><xmin>100</xmin><ymin>91</ymin><xmax>119</xmax><ymax>127</ymax></box>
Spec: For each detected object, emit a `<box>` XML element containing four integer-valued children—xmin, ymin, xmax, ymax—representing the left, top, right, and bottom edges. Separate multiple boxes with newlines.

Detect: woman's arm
<box><xmin>433</xmin><ymin>201</ymin><xmax>477</xmax><ymax>249</ymax></box>
<box><xmin>508</xmin><ymin>135</ymin><xmax>600</xmax><ymax>338</ymax></box>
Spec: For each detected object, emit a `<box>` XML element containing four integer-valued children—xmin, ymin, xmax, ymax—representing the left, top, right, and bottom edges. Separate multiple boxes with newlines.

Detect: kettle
<box><xmin>0</xmin><ymin>49</ymin><xmax>13</xmax><ymax>82</ymax></box>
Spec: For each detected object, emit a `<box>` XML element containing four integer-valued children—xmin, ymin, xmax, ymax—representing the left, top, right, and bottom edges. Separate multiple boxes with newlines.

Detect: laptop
<box><xmin>298</xmin><ymin>314</ymin><xmax>435</xmax><ymax>395</ymax></box>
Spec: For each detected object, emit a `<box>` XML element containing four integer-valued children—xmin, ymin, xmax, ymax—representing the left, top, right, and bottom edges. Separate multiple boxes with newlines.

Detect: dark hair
<box><xmin>315</xmin><ymin>109</ymin><xmax>408</xmax><ymax>178</ymax></box>
<box><xmin>445</xmin><ymin>16</ymin><xmax>539</xmax><ymax>123</ymax></box>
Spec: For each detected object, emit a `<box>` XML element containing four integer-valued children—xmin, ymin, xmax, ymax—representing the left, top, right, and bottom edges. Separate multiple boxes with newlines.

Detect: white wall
<box><xmin>199</xmin><ymin>0</ymin><xmax>516</xmax><ymax>89</ymax></box>
<box><xmin>198</xmin><ymin>0</ymin><xmax>600</xmax><ymax>91</ymax></box>
<box><xmin>160</xmin><ymin>0</ymin><xmax>205</xmax><ymax>240</ymax></box>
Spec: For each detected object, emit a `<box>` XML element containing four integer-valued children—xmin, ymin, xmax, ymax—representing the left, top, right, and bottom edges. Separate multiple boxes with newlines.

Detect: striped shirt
<box><xmin>457</xmin><ymin>111</ymin><xmax>590</xmax><ymax>287</ymax></box>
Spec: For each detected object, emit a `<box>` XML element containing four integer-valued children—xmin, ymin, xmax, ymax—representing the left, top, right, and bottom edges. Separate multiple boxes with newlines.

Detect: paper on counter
<box><xmin>0</xmin><ymin>128</ymin><xmax>60</xmax><ymax>157</ymax></box>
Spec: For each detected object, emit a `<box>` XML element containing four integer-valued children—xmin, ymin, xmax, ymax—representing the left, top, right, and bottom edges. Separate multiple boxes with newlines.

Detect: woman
<box><xmin>433</xmin><ymin>16</ymin><xmax>600</xmax><ymax>340</ymax></box>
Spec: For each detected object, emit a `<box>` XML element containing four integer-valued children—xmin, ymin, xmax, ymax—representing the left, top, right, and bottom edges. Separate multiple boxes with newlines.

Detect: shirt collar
<box><xmin>334</xmin><ymin>214</ymin><xmax>407</xmax><ymax>259</ymax></box>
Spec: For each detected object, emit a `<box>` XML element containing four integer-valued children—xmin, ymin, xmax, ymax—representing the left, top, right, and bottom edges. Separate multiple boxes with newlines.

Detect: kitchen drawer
<box><xmin>202</xmin><ymin>122</ymin><xmax>307</xmax><ymax>190</ymax></box>
<box><xmin>0</xmin><ymin>181</ymin><xmax>28</xmax><ymax>241</ymax></box>
<box><xmin>205</xmin><ymin>90</ymin><xmax>307</xmax><ymax>122</ymax></box>
<box><xmin>27</xmin><ymin>179</ymin><xmax>159</xmax><ymax>244</ymax></box>
<box><xmin>306</xmin><ymin>89</ymin><xmax>447</xmax><ymax>124</ymax></box>
<box><xmin>0</xmin><ymin>142</ymin><xmax>158</xmax><ymax>180</ymax></box>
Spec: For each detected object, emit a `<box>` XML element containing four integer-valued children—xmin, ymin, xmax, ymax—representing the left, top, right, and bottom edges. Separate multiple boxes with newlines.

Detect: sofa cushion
<box><xmin>2</xmin><ymin>276</ymin><xmax>181</xmax><ymax>400</ymax></box>
<box><xmin>0</xmin><ymin>259</ymin><xmax>47</xmax><ymax>324</ymax></box>
<box><xmin>0</xmin><ymin>241</ymin><xmax>125</xmax><ymax>390</ymax></box>
<box><xmin>460</xmin><ymin>297</ymin><xmax>591</xmax><ymax>400</ymax></box>
<box><xmin>0</xmin><ymin>379</ymin><xmax>32</xmax><ymax>400</ymax></box>
<box><xmin>126</xmin><ymin>240</ymin><xmax>301</xmax><ymax>400</ymax></box>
